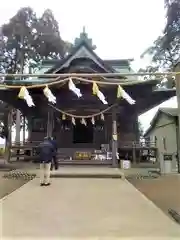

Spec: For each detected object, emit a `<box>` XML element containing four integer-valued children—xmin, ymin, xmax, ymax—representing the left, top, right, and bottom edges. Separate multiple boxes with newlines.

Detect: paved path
<box><xmin>1</xmin><ymin>174</ymin><xmax>180</xmax><ymax>239</ymax></box>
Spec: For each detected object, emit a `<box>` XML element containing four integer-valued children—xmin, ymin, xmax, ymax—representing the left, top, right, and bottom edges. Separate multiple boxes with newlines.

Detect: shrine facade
<box><xmin>0</xmin><ymin>29</ymin><xmax>176</xmax><ymax>164</ymax></box>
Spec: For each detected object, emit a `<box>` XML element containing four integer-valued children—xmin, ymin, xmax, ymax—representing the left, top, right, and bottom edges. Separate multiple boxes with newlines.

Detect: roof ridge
<box><xmin>144</xmin><ymin>107</ymin><xmax>177</xmax><ymax>137</ymax></box>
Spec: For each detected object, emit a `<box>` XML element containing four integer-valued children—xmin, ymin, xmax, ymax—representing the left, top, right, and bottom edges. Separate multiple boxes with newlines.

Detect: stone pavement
<box><xmin>1</xmin><ymin>168</ymin><xmax>180</xmax><ymax>239</ymax></box>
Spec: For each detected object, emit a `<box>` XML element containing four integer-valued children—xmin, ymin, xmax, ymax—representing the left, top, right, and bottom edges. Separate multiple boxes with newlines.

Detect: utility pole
<box><xmin>174</xmin><ymin>62</ymin><xmax>180</xmax><ymax>173</ymax></box>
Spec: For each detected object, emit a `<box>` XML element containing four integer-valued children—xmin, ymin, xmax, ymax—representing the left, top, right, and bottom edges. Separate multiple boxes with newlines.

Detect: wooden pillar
<box><xmin>15</xmin><ymin>109</ymin><xmax>21</xmax><ymax>161</ymax></box>
<box><xmin>27</xmin><ymin>117</ymin><xmax>32</xmax><ymax>142</ymax></box>
<box><xmin>175</xmin><ymin>63</ymin><xmax>180</xmax><ymax>173</ymax></box>
<box><xmin>15</xmin><ymin>109</ymin><xmax>21</xmax><ymax>143</ymax></box>
<box><xmin>132</xmin><ymin>141</ymin><xmax>136</xmax><ymax>164</ymax></box>
<box><xmin>23</xmin><ymin>115</ymin><xmax>26</xmax><ymax>144</ymax></box>
<box><xmin>112</xmin><ymin>107</ymin><xmax>118</xmax><ymax>167</ymax></box>
<box><xmin>5</xmin><ymin>108</ymin><xmax>13</xmax><ymax>163</ymax></box>
<box><xmin>47</xmin><ymin>110</ymin><xmax>50</xmax><ymax>137</ymax></box>
<box><xmin>104</xmin><ymin>114</ymin><xmax>108</xmax><ymax>143</ymax></box>
<box><xmin>47</xmin><ymin>107</ymin><xmax>53</xmax><ymax>138</ymax></box>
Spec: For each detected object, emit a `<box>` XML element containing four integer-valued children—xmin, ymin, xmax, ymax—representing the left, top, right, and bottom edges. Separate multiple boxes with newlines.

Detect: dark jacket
<box><xmin>50</xmin><ymin>139</ymin><xmax>57</xmax><ymax>152</ymax></box>
<box><xmin>49</xmin><ymin>139</ymin><xmax>57</xmax><ymax>158</ymax></box>
<box><xmin>38</xmin><ymin>140</ymin><xmax>54</xmax><ymax>163</ymax></box>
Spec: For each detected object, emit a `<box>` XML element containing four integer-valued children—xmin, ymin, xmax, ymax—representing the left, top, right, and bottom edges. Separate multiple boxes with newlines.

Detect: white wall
<box><xmin>147</xmin><ymin>113</ymin><xmax>178</xmax><ymax>172</ymax></box>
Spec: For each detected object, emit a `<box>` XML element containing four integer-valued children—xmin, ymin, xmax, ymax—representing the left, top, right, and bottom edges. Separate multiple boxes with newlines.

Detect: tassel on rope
<box><xmin>92</xmin><ymin>82</ymin><xmax>99</xmax><ymax>95</ymax></box>
<box><xmin>72</xmin><ymin>117</ymin><xmax>76</xmax><ymax>125</ymax></box>
<box><xmin>18</xmin><ymin>86</ymin><xmax>35</xmax><ymax>107</ymax></box>
<box><xmin>43</xmin><ymin>85</ymin><xmax>56</xmax><ymax>104</ymax></box>
<box><xmin>68</xmin><ymin>78</ymin><xmax>82</xmax><ymax>98</ymax></box>
<box><xmin>117</xmin><ymin>85</ymin><xmax>135</xmax><ymax>105</ymax></box>
<box><xmin>100</xmin><ymin>113</ymin><xmax>104</xmax><ymax>121</ymax></box>
<box><xmin>81</xmin><ymin>118</ymin><xmax>87</xmax><ymax>126</ymax></box>
<box><xmin>62</xmin><ymin>114</ymin><xmax>66</xmax><ymax>120</ymax></box>
<box><xmin>92</xmin><ymin>82</ymin><xmax>108</xmax><ymax>104</ymax></box>
<box><xmin>91</xmin><ymin>116</ymin><xmax>95</xmax><ymax>125</ymax></box>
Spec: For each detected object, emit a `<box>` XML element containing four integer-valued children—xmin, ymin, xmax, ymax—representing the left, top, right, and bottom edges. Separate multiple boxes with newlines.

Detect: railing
<box><xmin>10</xmin><ymin>140</ymin><xmax>157</xmax><ymax>149</ymax></box>
<box><xmin>119</xmin><ymin>141</ymin><xmax>156</xmax><ymax>148</ymax></box>
<box><xmin>11</xmin><ymin>140</ymin><xmax>41</xmax><ymax>146</ymax></box>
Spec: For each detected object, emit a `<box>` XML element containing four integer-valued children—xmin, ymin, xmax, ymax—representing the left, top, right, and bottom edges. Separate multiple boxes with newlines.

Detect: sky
<box><xmin>0</xmin><ymin>0</ymin><xmax>178</xmax><ymax>136</ymax></box>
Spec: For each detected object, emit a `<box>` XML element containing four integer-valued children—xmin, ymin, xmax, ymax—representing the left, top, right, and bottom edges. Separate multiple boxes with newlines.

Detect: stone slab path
<box><xmin>1</xmin><ymin>176</ymin><xmax>180</xmax><ymax>239</ymax></box>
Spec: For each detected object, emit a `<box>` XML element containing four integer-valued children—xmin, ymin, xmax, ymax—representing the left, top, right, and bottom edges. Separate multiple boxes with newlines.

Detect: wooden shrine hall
<box><xmin>0</xmin><ymin>29</ymin><xmax>176</xmax><ymax>166</ymax></box>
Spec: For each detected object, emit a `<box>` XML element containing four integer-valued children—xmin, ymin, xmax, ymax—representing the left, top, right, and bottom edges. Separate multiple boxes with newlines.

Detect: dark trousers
<box><xmin>50</xmin><ymin>155</ymin><xmax>58</xmax><ymax>170</ymax></box>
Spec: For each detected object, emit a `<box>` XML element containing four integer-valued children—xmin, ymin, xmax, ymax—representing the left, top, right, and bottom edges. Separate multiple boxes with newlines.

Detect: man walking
<box><xmin>50</xmin><ymin>137</ymin><xmax>58</xmax><ymax>171</ymax></box>
<box><xmin>38</xmin><ymin>137</ymin><xmax>54</xmax><ymax>186</ymax></box>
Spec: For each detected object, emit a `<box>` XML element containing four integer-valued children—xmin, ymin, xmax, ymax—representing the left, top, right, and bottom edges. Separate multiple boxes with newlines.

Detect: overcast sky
<box><xmin>0</xmin><ymin>0</ymin><xmax>177</xmax><ymax>131</ymax></box>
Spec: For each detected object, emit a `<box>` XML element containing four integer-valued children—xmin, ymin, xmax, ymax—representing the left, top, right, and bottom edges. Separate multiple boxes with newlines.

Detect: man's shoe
<box><xmin>44</xmin><ymin>183</ymin><xmax>51</xmax><ymax>186</ymax></box>
<box><xmin>40</xmin><ymin>183</ymin><xmax>45</xmax><ymax>186</ymax></box>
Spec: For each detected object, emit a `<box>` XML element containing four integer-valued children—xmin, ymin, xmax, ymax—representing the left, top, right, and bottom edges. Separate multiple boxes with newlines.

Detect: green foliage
<box><xmin>33</xmin><ymin>9</ymin><xmax>66</xmax><ymax>60</ymax></box>
<box><xmin>0</xmin><ymin>7</ymin><xmax>72</xmax><ymax>138</ymax></box>
<box><xmin>0</xmin><ymin>7</ymin><xmax>71</xmax><ymax>75</ymax></box>
<box><xmin>141</xmin><ymin>0</ymin><xmax>180</xmax><ymax>71</ymax></box>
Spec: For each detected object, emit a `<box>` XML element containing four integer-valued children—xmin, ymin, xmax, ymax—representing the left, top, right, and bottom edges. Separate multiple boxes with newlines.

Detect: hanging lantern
<box><xmin>18</xmin><ymin>86</ymin><xmax>35</xmax><ymax>107</ymax></box>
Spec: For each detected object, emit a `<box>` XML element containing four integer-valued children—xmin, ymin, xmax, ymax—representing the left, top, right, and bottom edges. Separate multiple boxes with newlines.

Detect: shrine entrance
<box><xmin>73</xmin><ymin>120</ymin><xmax>94</xmax><ymax>144</ymax></box>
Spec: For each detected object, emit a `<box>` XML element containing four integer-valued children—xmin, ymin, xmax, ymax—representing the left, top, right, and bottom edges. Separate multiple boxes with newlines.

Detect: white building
<box><xmin>144</xmin><ymin>108</ymin><xmax>178</xmax><ymax>173</ymax></box>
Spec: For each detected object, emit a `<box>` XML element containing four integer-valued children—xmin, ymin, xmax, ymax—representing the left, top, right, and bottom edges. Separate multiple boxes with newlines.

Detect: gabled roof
<box><xmin>46</xmin><ymin>40</ymin><xmax>115</xmax><ymax>74</ymax></box>
<box><xmin>144</xmin><ymin>108</ymin><xmax>178</xmax><ymax>137</ymax></box>
<box><xmin>159</xmin><ymin>108</ymin><xmax>178</xmax><ymax>117</ymax></box>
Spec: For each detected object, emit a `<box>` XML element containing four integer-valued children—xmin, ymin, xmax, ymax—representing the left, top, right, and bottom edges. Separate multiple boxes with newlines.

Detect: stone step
<box><xmin>51</xmin><ymin>173</ymin><xmax>122</xmax><ymax>179</ymax></box>
<box><xmin>50</xmin><ymin>167</ymin><xmax>124</xmax><ymax>179</ymax></box>
<box><xmin>58</xmin><ymin>159</ymin><xmax>112</xmax><ymax>166</ymax></box>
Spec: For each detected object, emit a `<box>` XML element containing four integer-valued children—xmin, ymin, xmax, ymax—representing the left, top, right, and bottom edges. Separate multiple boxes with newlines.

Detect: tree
<box><xmin>141</xmin><ymin>0</ymin><xmax>180</xmax><ymax>71</ymax></box>
<box><xmin>0</xmin><ymin>7</ymin><xmax>70</xmax><ymax>75</ymax></box>
<box><xmin>0</xmin><ymin>7</ymin><xmax>72</xmax><ymax>138</ymax></box>
<box><xmin>0</xmin><ymin>7</ymin><xmax>38</xmax><ymax>75</ymax></box>
<box><xmin>33</xmin><ymin>9</ymin><xmax>66</xmax><ymax>60</ymax></box>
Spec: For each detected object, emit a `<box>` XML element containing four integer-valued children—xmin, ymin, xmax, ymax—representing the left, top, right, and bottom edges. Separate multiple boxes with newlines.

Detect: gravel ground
<box><xmin>0</xmin><ymin>171</ymin><xmax>29</xmax><ymax>199</ymax></box>
<box><xmin>129</xmin><ymin>174</ymin><xmax>180</xmax><ymax>215</ymax></box>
